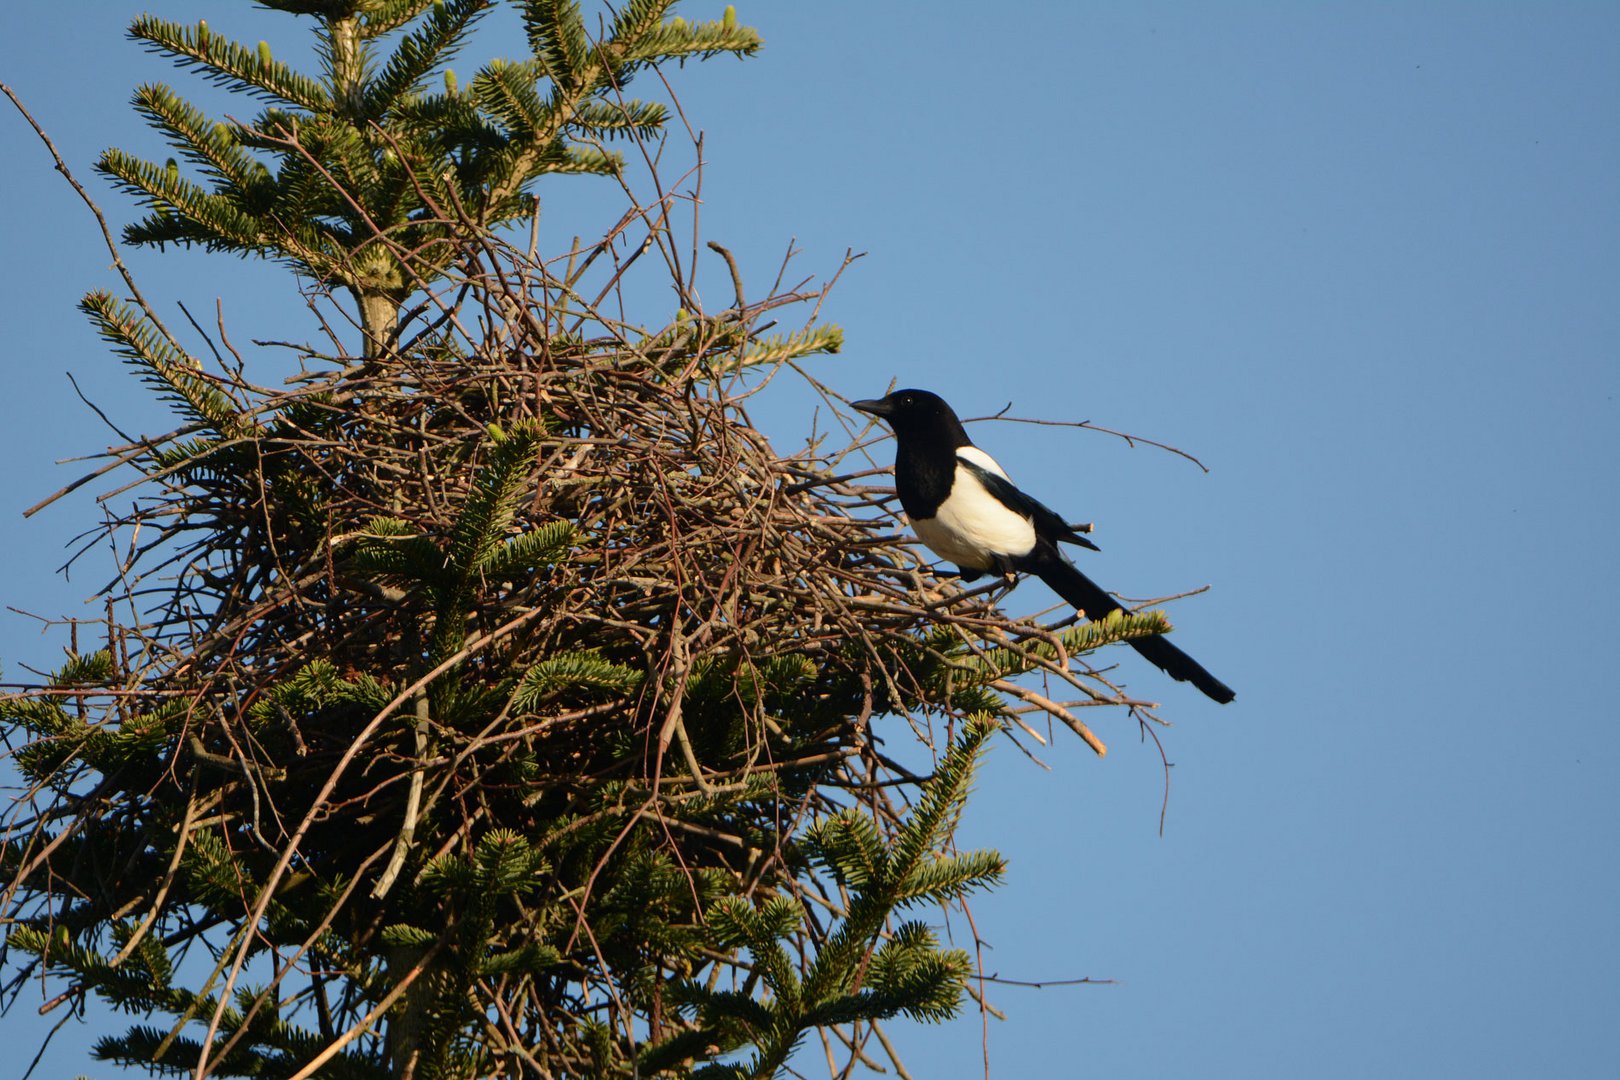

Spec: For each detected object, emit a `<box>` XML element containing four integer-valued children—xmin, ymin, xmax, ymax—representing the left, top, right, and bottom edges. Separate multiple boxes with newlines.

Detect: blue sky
<box><xmin>3</xmin><ymin>2</ymin><xmax>1618</xmax><ymax>1077</ymax></box>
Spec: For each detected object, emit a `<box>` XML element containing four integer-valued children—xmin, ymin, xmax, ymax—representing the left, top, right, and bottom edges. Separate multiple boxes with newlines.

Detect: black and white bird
<box><xmin>853</xmin><ymin>388</ymin><xmax>1234</xmax><ymax>704</ymax></box>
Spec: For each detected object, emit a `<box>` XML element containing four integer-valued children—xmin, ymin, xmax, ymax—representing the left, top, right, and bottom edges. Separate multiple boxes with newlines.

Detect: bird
<box><xmin>852</xmin><ymin>388</ymin><xmax>1234</xmax><ymax>704</ymax></box>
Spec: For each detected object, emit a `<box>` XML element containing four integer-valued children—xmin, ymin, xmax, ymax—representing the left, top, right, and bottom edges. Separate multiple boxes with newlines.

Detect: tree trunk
<box><xmin>359</xmin><ymin>288</ymin><xmax>400</xmax><ymax>361</ymax></box>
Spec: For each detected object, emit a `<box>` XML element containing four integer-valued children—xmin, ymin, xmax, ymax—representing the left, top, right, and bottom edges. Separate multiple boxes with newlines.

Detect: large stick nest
<box><xmin>4</xmin><ymin>183</ymin><xmax>1171</xmax><ymax>1075</ymax></box>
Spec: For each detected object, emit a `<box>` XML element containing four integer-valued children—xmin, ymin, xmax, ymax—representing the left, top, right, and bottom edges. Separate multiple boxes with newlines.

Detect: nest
<box><xmin>3</xmin><ymin>185</ymin><xmax>1170</xmax><ymax>1076</ymax></box>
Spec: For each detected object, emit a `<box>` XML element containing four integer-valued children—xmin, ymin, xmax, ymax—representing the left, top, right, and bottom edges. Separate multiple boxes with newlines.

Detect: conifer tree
<box><xmin>101</xmin><ymin>0</ymin><xmax>758</xmax><ymax>356</ymax></box>
<box><xmin>3</xmin><ymin>3</ymin><xmax>1189</xmax><ymax>1077</ymax></box>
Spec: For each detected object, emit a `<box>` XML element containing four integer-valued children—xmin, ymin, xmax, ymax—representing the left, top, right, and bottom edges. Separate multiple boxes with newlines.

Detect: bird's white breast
<box><xmin>910</xmin><ymin>450</ymin><xmax>1036</xmax><ymax>570</ymax></box>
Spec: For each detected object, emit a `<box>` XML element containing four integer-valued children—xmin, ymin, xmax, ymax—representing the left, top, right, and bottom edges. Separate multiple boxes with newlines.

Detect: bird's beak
<box><xmin>851</xmin><ymin>397</ymin><xmax>892</xmax><ymax>418</ymax></box>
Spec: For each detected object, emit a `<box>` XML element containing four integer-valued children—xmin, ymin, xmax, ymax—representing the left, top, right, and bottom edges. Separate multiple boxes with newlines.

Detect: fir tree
<box><xmin>4</xmin><ymin>3</ymin><xmax>1192</xmax><ymax>1077</ymax></box>
<box><xmin>101</xmin><ymin>0</ymin><xmax>760</xmax><ymax>356</ymax></box>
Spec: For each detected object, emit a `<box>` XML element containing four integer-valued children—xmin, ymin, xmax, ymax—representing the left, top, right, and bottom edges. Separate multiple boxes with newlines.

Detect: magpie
<box><xmin>852</xmin><ymin>388</ymin><xmax>1235</xmax><ymax>704</ymax></box>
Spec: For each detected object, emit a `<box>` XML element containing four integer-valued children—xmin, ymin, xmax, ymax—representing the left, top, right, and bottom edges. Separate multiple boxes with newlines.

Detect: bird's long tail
<box><xmin>1031</xmin><ymin>555</ymin><xmax>1235</xmax><ymax>704</ymax></box>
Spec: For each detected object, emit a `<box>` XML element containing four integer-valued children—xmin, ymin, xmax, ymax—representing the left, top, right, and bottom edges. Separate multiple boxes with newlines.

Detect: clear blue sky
<box><xmin>4</xmin><ymin>3</ymin><xmax>1618</xmax><ymax>1077</ymax></box>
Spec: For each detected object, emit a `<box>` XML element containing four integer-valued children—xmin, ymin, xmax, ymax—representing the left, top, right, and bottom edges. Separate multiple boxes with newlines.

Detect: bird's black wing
<box><xmin>955</xmin><ymin>454</ymin><xmax>1101</xmax><ymax>552</ymax></box>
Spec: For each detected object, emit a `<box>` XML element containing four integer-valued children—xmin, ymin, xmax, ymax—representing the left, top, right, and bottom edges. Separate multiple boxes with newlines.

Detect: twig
<box><xmin>370</xmin><ymin>692</ymin><xmax>431</xmax><ymax>899</ymax></box>
<box><xmin>970</xmin><ymin>406</ymin><xmax>1211</xmax><ymax>473</ymax></box>
<box><xmin>285</xmin><ymin>939</ymin><xmax>444</xmax><ymax>1080</ymax></box>
<box><xmin>0</xmin><ymin>82</ymin><xmax>185</xmax><ymax>351</ymax></box>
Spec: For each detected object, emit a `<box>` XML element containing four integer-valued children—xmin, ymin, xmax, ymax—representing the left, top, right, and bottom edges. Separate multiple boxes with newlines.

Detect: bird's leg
<box><xmin>988</xmin><ymin>572</ymin><xmax>1019</xmax><ymax>607</ymax></box>
<box><xmin>985</xmin><ymin>555</ymin><xmax>1021</xmax><ymax>604</ymax></box>
<box><xmin>927</xmin><ymin>564</ymin><xmax>1017</xmax><ymax>607</ymax></box>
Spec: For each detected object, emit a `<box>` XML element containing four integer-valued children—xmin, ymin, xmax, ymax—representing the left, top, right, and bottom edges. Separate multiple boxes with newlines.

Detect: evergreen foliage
<box><xmin>101</xmin><ymin>0</ymin><xmax>759</xmax><ymax>352</ymax></box>
<box><xmin>3</xmin><ymin>3</ymin><xmax>1196</xmax><ymax>1077</ymax></box>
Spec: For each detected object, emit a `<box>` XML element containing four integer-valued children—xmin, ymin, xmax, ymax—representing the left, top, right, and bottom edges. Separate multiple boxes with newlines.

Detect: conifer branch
<box><xmin>572</xmin><ymin>97</ymin><xmax>668</xmax><ymax>138</ymax></box>
<box><xmin>471</xmin><ymin>59</ymin><xmax>555</xmax><ymax>139</ymax></box>
<box><xmin>130</xmin><ymin>84</ymin><xmax>273</xmax><ymax>193</ymax></box>
<box><xmin>79</xmin><ymin>291</ymin><xmax>249</xmax><ymax>435</ymax></box>
<box><xmin>361</xmin><ymin>0</ymin><xmax>440</xmax><ymax>38</ymax></box>
<box><xmin>366</xmin><ymin>0</ymin><xmax>494</xmax><ymax>117</ymax></box>
<box><xmin>130</xmin><ymin>17</ymin><xmax>332</xmax><ymax>112</ymax></box>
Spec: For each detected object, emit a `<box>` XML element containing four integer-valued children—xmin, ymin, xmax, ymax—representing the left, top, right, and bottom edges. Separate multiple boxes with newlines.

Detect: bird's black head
<box><xmin>851</xmin><ymin>388</ymin><xmax>971</xmax><ymax>447</ymax></box>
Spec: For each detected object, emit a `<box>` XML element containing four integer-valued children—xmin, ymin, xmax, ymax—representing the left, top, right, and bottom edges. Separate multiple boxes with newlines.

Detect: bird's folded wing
<box><xmin>954</xmin><ymin>451</ymin><xmax>1101</xmax><ymax>552</ymax></box>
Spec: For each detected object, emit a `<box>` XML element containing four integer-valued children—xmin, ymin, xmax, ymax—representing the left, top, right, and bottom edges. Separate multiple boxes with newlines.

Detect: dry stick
<box><xmin>651</xmin><ymin>605</ymin><xmax>712</xmax><ymax>794</ymax></box>
<box><xmin>707</xmin><ymin>240</ymin><xmax>747</xmax><ymax>311</ymax></box>
<box><xmin>150</xmin><ymin>917</ymin><xmax>259</xmax><ymax>1064</ymax></box>
<box><xmin>599</xmin><ymin>61</ymin><xmax>698</xmax><ymax>308</ymax></box>
<box><xmin>980</xmin><ymin>972</ymin><xmax>1116</xmax><ymax>988</ymax></box>
<box><xmin>108</xmin><ymin>775</ymin><xmax>202</xmax><ymax>967</ymax></box>
<box><xmin>192</xmin><ymin>603</ymin><xmax>551</xmax><ymax>1079</ymax></box>
<box><xmin>689</xmin><ymin>131</ymin><xmax>706</xmax><ymax>308</ymax></box>
<box><xmin>24</xmin><ymin>425</ymin><xmax>207</xmax><ymax>519</ymax></box>
<box><xmin>954</xmin><ymin>897</ymin><xmax>996</xmax><ymax>1080</ymax></box>
<box><xmin>0</xmin><ymin>685</ymin><xmax>201</xmax><ymax>696</ymax></box>
<box><xmin>974</xmin><ymin>409</ymin><xmax>1212</xmax><ymax>474</ymax></box>
<box><xmin>216</xmin><ymin>298</ymin><xmax>248</xmax><ymax>378</ymax></box>
<box><xmin>991</xmin><ymin>678</ymin><xmax>1112</xmax><ymax>757</ymax></box>
<box><xmin>526</xmin><ymin>193</ymin><xmax>542</xmax><ymax>263</ymax></box>
<box><xmin>284</xmin><ymin>939</ymin><xmax>445</xmax><ymax>1080</ymax></box>
<box><xmin>0</xmin><ymin>83</ymin><xmax>186</xmax><ymax>353</ymax></box>
<box><xmin>826</xmin><ymin>1021</ymin><xmax>886</xmax><ymax>1077</ymax></box>
<box><xmin>370</xmin><ymin>691</ymin><xmax>430</xmax><ymax>900</ymax></box>
<box><xmin>1137</xmin><ymin>711</ymin><xmax>1177</xmax><ymax>837</ymax></box>
<box><xmin>18</xmin><ymin>1002</ymin><xmax>82</xmax><ymax>1080</ymax></box>
<box><xmin>8</xmin><ymin>777</ymin><xmax>116</xmax><ymax>917</ymax></box>
<box><xmin>64</xmin><ymin>370</ymin><xmax>140</xmax><ymax>448</ymax></box>
<box><xmin>869</xmin><ymin>1020</ymin><xmax>915</xmax><ymax>1080</ymax></box>
<box><xmin>486</xmin><ymin>971</ymin><xmax>557</xmax><ymax>1075</ymax></box>
<box><xmin>645</xmin><ymin>62</ymin><xmax>707</xmax><ymax>300</ymax></box>
<box><xmin>576</xmin><ymin>194</ymin><xmax>680</xmax><ymax>328</ymax></box>
<box><xmin>815</xmin><ymin>1025</ymin><xmax>839</xmax><ymax>1078</ymax></box>
<box><xmin>175</xmin><ymin>843</ymin><xmax>388</xmax><ymax>1070</ymax></box>
<box><xmin>559</xmin><ymin>888</ymin><xmax>640</xmax><ymax>1063</ymax></box>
